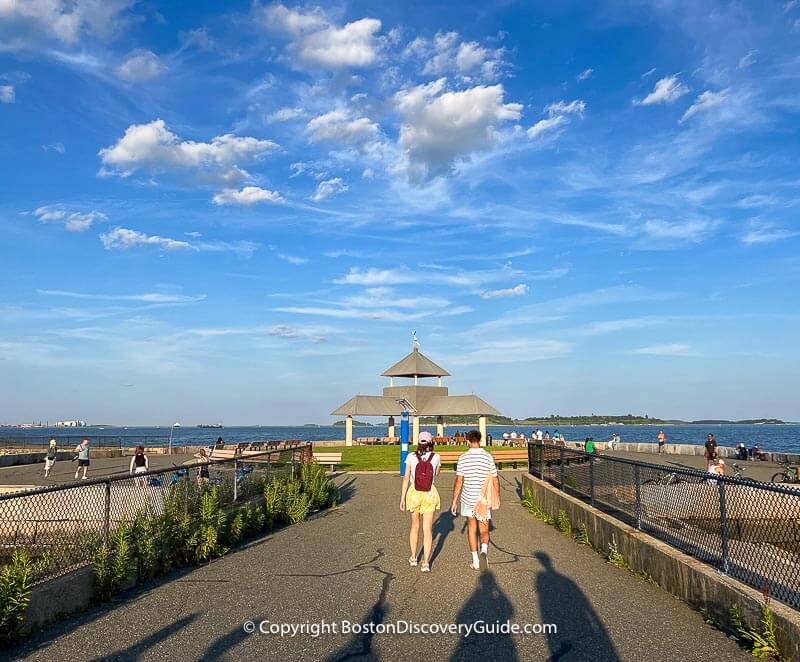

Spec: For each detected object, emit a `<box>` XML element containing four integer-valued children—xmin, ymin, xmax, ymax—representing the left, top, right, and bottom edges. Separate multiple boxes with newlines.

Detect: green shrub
<box><xmin>286</xmin><ymin>490</ymin><xmax>311</xmax><ymax>524</ymax></box>
<box><xmin>264</xmin><ymin>476</ymin><xmax>287</xmax><ymax>527</ymax></box>
<box><xmin>300</xmin><ymin>462</ymin><xmax>338</xmax><ymax>510</ymax></box>
<box><xmin>227</xmin><ymin>510</ymin><xmax>246</xmax><ymax>546</ymax></box>
<box><xmin>730</xmin><ymin>599</ymin><xmax>784</xmax><ymax>660</ymax></box>
<box><xmin>556</xmin><ymin>509</ymin><xmax>572</xmax><ymax>536</ymax></box>
<box><xmin>0</xmin><ymin>550</ymin><xmax>33</xmax><ymax>641</ymax></box>
<box><xmin>521</xmin><ymin>489</ymin><xmax>554</xmax><ymax>525</ymax></box>
<box><xmin>191</xmin><ymin>487</ymin><xmax>227</xmax><ymax>563</ymax></box>
<box><xmin>606</xmin><ymin>536</ymin><xmax>626</xmax><ymax>569</ymax></box>
<box><xmin>130</xmin><ymin>512</ymin><xmax>156</xmax><ymax>582</ymax></box>
<box><xmin>575</xmin><ymin>525</ymin><xmax>591</xmax><ymax>546</ymax></box>
<box><xmin>93</xmin><ymin>525</ymin><xmax>133</xmax><ymax>602</ymax></box>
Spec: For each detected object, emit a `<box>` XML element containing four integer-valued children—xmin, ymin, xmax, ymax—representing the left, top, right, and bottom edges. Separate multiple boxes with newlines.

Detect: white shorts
<box><xmin>134</xmin><ymin>467</ymin><xmax>147</xmax><ymax>475</ymax></box>
<box><xmin>460</xmin><ymin>503</ymin><xmax>491</xmax><ymax>520</ymax></box>
<box><xmin>45</xmin><ymin>458</ymin><xmax>56</xmax><ymax>470</ymax></box>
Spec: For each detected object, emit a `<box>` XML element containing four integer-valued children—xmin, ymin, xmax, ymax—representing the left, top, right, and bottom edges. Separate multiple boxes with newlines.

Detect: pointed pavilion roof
<box><xmin>381</xmin><ymin>348</ymin><xmax>450</xmax><ymax>378</ymax></box>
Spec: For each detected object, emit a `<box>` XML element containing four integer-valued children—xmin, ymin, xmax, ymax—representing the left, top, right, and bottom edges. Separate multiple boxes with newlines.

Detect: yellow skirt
<box><xmin>406</xmin><ymin>484</ymin><xmax>441</xmax><ymax>514</ymax></box>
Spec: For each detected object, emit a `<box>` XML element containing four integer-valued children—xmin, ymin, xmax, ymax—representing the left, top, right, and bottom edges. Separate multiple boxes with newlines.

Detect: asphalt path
<box><xmin>8</xmin><ymin>472</ymin><xmax>749</xmax><ymax>661</ymax></box>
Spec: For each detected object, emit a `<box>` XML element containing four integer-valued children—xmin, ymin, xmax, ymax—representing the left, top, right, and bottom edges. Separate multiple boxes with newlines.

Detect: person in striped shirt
<box><xmin>450</xmin><ymin>430</ymin><xmax>500</xmax><ymax>570</ymax></box>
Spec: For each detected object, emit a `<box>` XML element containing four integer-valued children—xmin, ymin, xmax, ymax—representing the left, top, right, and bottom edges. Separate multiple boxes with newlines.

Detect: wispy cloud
<box><xmin>634</xmin><ymin>75</ymin><xmax>688</xmax><ymax>106</ymax></box>
<box><xmin>36</xmin><ymin>289</ymin><xmax>206</xmax><ymax>304</ymax></box>
<box><xmin>633</xmin><ymin>343</ymin><xmax>699</xmax><ymax>357</ymax></box>
<box><xmin>480</xmin><ymin>283</ymin><xmax>528</xmax><ymax>299</ymax></box>
<box><xmin>741</xmin><ymin>220</ymin><xmax>800</xmax><ymax>245</ymax></box>
<box><xmin>31</xmin><ymin>206</ymin><xmax>107</xmax><ymax>232</ymax></box>
<box><xmin>680</xmin><ymin>89</ymin><xmax>730</xmax><ymax>123</ymax></box>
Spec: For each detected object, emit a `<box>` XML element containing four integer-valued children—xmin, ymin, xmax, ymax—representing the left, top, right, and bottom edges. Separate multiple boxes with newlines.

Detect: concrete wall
<box><xmin>521</xmin><ymin>473</ymin><xmax>800</xmax><ymax>661</ymax></box>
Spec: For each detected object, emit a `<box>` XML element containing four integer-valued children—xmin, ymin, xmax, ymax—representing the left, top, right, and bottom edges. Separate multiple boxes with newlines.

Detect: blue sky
<box><xmin>1</xmin><ymin>0</ymin><xmax>799</xmax><ymax>425</ymax></box>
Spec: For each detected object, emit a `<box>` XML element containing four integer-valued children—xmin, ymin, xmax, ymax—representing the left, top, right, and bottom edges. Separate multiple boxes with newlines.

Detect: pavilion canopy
<box><xmin>381</xmin><ymin>348</ymin><xmax>450</xmax><ymax>378</ymax></box>
<box><xmin>331</xmin><ymin>393</ymin><xmax>499</xmax><ymax>417</ymax></box>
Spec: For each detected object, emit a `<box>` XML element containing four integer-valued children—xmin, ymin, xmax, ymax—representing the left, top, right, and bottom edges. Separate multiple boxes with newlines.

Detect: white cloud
<box><xmin>276</xmin><ymin>253</ymin><xmax>308</xmax><ymax>265</ymax></box>
<box><xmin>32</xmin><ymin>205</ymin><xmax>106</xmax><ymax>232</ymax></box>
<box><xmin>639</xmin><ymin>218</ymin><xmax>720</xmax><ymax>244</ymax></box>
<box><xmin>306</xmin><ymin>110</ymin><xmax>378</xmax><ymax>145</ymax></box>
<box><xmin>579</xmin><ymin>317</ymin><xmax>664</xmax><ymax>336</ymax></box>
<box><xmin>265</xmin><ymin>106</ymin><xmax>307</xmax><ymax>123</ymax></box>
<box><xmin>680</xmin><ymin>89</ymin><xmax>730</xmax><ymax>123</ymax></box>
<box><xmin>99</xmin><ymin>227</ymin><xmax>193</xmax><ymax>251</ymax></box>
<box><xmin>335</xmin><ymin>265</ymin><xmax>522</xmax><ymax>289</ymax></box>
<box><xmin>741</xmin><ymin>220</ymin><xmax>800</xmax><ymax>245</ymax></box>
<box><xmin>212</xmin><ymin>186</ymin><xmax>284</xmax><ymax>206</ymax></box>
<box><xmin>37</xmin><ymin>289</ymin><xmax>205</xmax><ymax>304</ymax></box>
<box><xmin>0</xmin><ymin>0</ymin><xmax>134</xmax><ymax>50</ymax></box>
<box><xmin>310</xmin><ymin>177</ymin><xmax>348</xmax><ymax>202</ymax></box>
<box><xmin>98</xmin><ymin>119</ymin><xmax>278</xmax><ymax>184</ymax></box>
<box><xmin>527</xmin><ymin>99</ymin><xmax>585</xmax><ymax>140</ymax></box>
<box><xmin>527</xmin><ymin>115</ymin><xmax>567</xmax><ymax>139</ymax></box>
<box><xmin>0</xmin><ymin>85</ymin><xmax>14</xmax><ymax>103</ymax></box>
<box><xmin>409</xmin><ymin>31</ymin><xmax>504</xmax><ymax>80</ymax></box>
<box><xmin>447</xmin><ymin>339</ymin><xmax>572</xmax><ymax>366</ymax></box>
<box><xmin>266</xmin><ymin>325</ymin><xmax>327</xmax><ymax>343</ymax></box>
<box><xmin>577</xmin><ymin>68</ymin><xmax>593</xmax><ymax>81</ymax></box>
<box><xmin>394</xmin><ymin>78</ymin><xmax>522</xmax><ymax>183</ymax></box>
<box><xmin>633</xmin><ymin>343</ymin><xmax>698</xmax><ymax>357</ymax></box>
<box><xmin>635</xmin><ymin>75</ymin><xmax>689</xmax><ymax>106</ymax></box>
<box><xmin>116</xmin><ymin>50</ymin><xmax>163</xmax><ymax>82</ymax></box>
<box><xmin>41</xmin><ymin>142</ymin><xmax>66</xmax><ymax>153</ymax></box>
<box><xmin>480</xmin><ymin>283</ymin><xmax>529</xmax><ymax>299</ymax></box>
<box><xmin>737</xmin><ymin>50</ymin><xmax>758</xmax><ymax>69</ymax></box>
<box><xmin>259</xmin><ymin>3</ymin><xmax>382</xmax><ymax>68</ymax></box>
<box><xmin>342</xmin><ymin>287</ymin><xmax>450</xmax><ymax>309</ymax></box>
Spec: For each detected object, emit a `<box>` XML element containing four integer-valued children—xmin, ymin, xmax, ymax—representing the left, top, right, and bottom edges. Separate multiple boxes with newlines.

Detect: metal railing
<box><xmin>528</xmin><ymin>442</ymin><xmax>800</xmax><ymax>610</ymax></box>
<box><xmin>0</xmin><ymin>443</ymin><xmax>313</xmax><ymax>584</ymax></box>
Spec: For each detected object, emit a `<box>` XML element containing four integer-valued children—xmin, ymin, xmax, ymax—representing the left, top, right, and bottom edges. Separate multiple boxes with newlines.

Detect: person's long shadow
<box><xmin>450</xmin><ymin>570</ymin><xmax>518</xmax><ymax>661</ymax></box>
<box><xmin>87</xmin><ymin>613</ymin><xmax>199</xmax><ymax>661</ymax></box>
<box><xmin>430</xmin><ymin>511</ymin><xmax>455</xmax><ymax>565</ymax></box>
<box><xmin>534</xmin><ymin>552</ymin><xmax>619</xmax><ymax>662</ymax></box>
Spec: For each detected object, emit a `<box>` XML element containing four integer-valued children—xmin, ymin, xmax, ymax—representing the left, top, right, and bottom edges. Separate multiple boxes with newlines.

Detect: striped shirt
<box><xmin>456</xmin><ymin>448</ymin><xmax>498</xmax><ymax>510</ymax></box>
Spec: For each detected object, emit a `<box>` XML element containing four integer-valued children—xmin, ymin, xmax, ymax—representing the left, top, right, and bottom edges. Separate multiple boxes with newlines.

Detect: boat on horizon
<box><xmin>197</xmin><ymin>424</ymin><xmax>224</xmax><ymax>429</ymax></box>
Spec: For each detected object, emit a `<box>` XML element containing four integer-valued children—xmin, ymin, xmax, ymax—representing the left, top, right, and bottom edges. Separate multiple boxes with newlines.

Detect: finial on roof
<box><xmin>412</xmin><ymin>330</ymin><xmax>420</xmax><ymax>351</ymax></box>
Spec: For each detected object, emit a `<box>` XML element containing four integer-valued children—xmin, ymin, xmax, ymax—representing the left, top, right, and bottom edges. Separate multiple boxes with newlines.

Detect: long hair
<box><xmin>416</xmin><ymin>441</ymin><xmax>434</xmax><ymax>460</ymax></box>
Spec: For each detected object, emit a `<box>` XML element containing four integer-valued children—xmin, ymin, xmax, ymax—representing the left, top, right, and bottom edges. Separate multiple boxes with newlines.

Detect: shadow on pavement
<box><xmin>87</xmin><ymin>612</ymin><xmax>200</xmax><ymax>661</ymax></box>
<box><xmin>450</xmin><ymin>570</ymin><xmax>518</xmax><ymax>661</ymax></box>
<box><xmin>199</xmin><ymin>625</ymin><xmax>251</xmax><ymax>660</ymax></box>
<box><xmin>534</xmin><ymin>551</ymin><xmax>619</xmax><ymax>662</ymax></box>
<box><xmin>430</xmin><ymin>511</ymin><xmax>455</xmax><ymax>565</ymax></box>
<box><xmin>335</xmin><ymin>476</ymin><xmax>357</xmax><ymax>505</ymax></box>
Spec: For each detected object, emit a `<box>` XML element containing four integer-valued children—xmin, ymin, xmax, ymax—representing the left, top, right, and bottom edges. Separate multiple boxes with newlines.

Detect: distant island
<box><xmin>418</xmin><ymin>414</ymin><xmax>788</xmax><ymax>426</ymax></box>
<box><xmin>333</xmin><ymin>419</ymin><xmax>372</xmax><ymax>427</ymax></box>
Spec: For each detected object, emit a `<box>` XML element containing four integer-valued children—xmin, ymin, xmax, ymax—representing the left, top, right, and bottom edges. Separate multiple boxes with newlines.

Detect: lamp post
<box><xmin>168</xmin><ymin>422</ymin><xmax>180</xmax><ymax>455</ymax></box>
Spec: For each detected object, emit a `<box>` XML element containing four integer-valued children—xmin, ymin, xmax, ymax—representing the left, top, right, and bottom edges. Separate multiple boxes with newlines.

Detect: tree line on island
<box><xmin>332</xmin><ymin>415</ymin><xmax>788</xmax><ymax>426</ymax></box>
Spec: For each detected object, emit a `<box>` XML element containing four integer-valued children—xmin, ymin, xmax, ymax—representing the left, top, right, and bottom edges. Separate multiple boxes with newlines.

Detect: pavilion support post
<box><xmin>345</xmin><ymin>415</ymin><xmax>353</xmax><ymax>447</ymax></box>
<box><xmin>436</xmin><ymin>416</ymin><xmax>444</xmax><ymax>438</ymax></box>
<box><xmin>412</xmin><ymin>416</ymin><xmax>419</xmax><ymax>444</ymax></box>
<box><xmin>388</xmin><ymin>416</ymin><xmax>395</xmax><ymax>440</ymax></box>
<box><xmin>479</xmin><ymin>416</ymin><xmax>487</xmax><ymax>446</ymax></box>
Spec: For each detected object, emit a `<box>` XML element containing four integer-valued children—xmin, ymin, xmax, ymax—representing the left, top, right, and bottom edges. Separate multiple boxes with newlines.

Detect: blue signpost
<box><xmin>399</xmin><ymin>410</ymin><xmax>410</xmax><ymax>476</ymax></box>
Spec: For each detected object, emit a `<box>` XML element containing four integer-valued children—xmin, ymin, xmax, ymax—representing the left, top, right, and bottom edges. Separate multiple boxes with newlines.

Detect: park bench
<box><xmin>433</xmin><ymin>449</ymin><xmax>527</xmax><ymax>469</ymax></box>
<box><xmin>313</xmin><ymin>452</ymin><xmax>342</xmax><ymax>470</ymax></box>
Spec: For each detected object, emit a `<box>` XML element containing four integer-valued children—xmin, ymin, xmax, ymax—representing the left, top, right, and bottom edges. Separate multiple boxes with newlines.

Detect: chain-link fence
<box><xmin>528</xmin><ymin>442</ymin><xmax>800</xmax><ymax>610</ymax></box>
<box><xmin>0</xmin><ymin>443</ymin><xmax>313</xmax><ymax>584</ymax></box>
<box><xmin>0</xmin><ymin>435</ymin><xmax>171</xmax><ymax>450</ymax></box>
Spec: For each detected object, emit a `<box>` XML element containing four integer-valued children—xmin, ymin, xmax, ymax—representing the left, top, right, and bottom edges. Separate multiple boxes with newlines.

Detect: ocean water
<box><xmin>2</xmin><ymin>423</ymin><xmax>798</xmax><ymax>452</ymax></box>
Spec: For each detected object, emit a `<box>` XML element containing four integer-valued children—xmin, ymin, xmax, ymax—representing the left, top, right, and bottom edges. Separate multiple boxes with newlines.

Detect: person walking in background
<box><xmin>657</xmin><ymin>430</ymin><xmax>666</xmax><ymax>453</ymax></box>
<box><xmin>44</xmin><ymin>438</ymin><xmax>57</xmax><ymax>478</ymax></box>
<box><xmin>450</xmin><ymin>430</ymin><xmax>500</xmax><ymax>570</ymax></box>
<box><xmin>73</xmin><ymin>438</ymin><xmax>90</xmax><ymax>480</ymax></box>
<box><xmin>129</xmin><ymin>445</ymin><xmax>150</xmax><ymax>486</ymax></box>
<box><xmin>704</xmin><ymin>433</ymin><xmax>718</xmax><ymax>471</ymax></box>
<box><xmin>197</xmin><ymin>447</ymin><xmax>211</xmax><ymax>485</ymax></box>
<box><xmin>399</xmin><ymin>431</ymin><xmax>441</xmax><ymax>573</ymax></box>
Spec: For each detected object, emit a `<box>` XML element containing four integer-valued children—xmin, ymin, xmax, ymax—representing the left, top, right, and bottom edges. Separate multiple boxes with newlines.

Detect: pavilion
<box><xmin>331</xmin><ymin>343</ymin><xmax>501</xmax><ymax>446</ymax></box>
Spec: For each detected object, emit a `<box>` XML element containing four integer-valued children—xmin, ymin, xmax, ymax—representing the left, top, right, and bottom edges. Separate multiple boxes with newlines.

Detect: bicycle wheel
<box><xmin>771</xmin><ymin>472</ymin><xmax>786</xmax><ymax>483</ymax></box>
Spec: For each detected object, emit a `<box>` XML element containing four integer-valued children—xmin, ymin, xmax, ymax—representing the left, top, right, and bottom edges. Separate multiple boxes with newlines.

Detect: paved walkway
<box><xmin>9</xmin><ymin>472</ymin><xmax>749</xmax><ymax>661</ymax></box>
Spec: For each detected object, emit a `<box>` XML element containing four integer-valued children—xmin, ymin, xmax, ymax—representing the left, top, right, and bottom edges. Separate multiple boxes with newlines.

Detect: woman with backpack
<box><xmin>399</xmin><ymin>431</ymin><xmax>441</xmax><ymax>573</ymax></box>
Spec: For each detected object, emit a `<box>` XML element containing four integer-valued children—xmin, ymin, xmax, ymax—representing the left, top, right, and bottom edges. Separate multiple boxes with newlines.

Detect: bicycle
<box><xmin>771</xmin><ymin>463</ymin><xmax>799</xmax><ymax>484</ymax></box>
<box><xmin>642</xmin><ymin>472</ymin><xmax>686</xmax><ymax>486</ymax></box>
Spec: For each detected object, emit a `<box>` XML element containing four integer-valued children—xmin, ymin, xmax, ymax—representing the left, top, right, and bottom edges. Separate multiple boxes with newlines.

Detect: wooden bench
<box><xmin>313</xmin><ymin>452</ymin><xmax>342</xmax><ymax>469</ymax></box>
<box><xmin>431</xmin><ymin>449</ymin><xmax>527</xmax><ymax>469</ymax></box>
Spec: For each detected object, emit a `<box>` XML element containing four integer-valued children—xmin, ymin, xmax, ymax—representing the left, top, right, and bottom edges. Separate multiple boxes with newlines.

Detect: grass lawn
<box><xmin>319</xmin><ymin>445</ymin><xmax>470</xmax><ymax>471</ymax></box>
